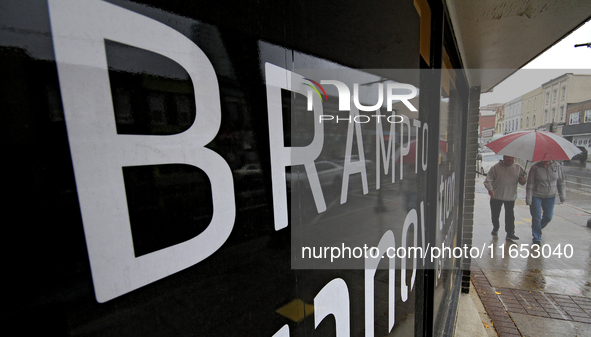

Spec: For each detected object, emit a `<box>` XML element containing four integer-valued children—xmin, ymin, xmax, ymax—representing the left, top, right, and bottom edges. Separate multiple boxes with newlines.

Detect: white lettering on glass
<box><xmin>48</xmin><ymin>0</ymin><xmax>235</xmax><ymax>302</ymax></box>
<box><xmin>364</xmin><ymin>231</ymin><xmax>396</xmax><ymax>337</ymax></box>
<box><xmin>315</xmin><ymin>278</ymin><xmax>351</xmax><ymax>337</ymax></box>
<box><xmin>341</xmin><ymin>102</ymin><xmax>369</xmax><ymax>204</ymax></box>
<box><xmin>265</xmin><ymin>63</ymin><xmax>326</xmax><ymax>230</ymax></box>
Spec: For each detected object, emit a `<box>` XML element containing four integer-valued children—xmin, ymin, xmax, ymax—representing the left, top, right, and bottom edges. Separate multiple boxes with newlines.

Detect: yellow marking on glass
<box><xmin>276</xmin><ymin>299</ymin><xmax>314</xmax><ymax>323</ymax></box>
<box><xmin>414</xmin><ymin>0</ymin><xmax>431</xmax><ymax>66</ymax></box>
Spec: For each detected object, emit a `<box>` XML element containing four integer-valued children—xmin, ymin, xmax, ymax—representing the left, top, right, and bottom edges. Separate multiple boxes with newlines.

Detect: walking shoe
<box><xmin>532</xmin><ymin>239</ymin><xmax>541</xmax><ymax>245</ymax></box>
<box><xmin>506</xmin><ymin>233</ymin><xmax>519</xmax><ymax>241</ymax></box>
<box><xmin>491</xmin><ymin>229</ymin><xmax>498</xmax><ymax>236</ymax></box>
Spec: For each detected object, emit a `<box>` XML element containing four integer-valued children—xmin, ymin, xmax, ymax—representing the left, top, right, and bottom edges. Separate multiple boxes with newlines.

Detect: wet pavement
<box><xmin>467</xmin><ymin>175</ymin><xmax>591</xmax><ymax>336</ymax></box>
<box><xmin>562</xmin><ymin>162</ymin><xmax>591</xmax><ymax>213</ymax></box>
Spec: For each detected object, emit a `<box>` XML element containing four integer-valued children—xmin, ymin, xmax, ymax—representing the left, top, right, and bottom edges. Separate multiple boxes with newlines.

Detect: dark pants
<box><xmin>490</xmin><ymin>199</ymin><xmax>515</xmax><ymax>234</ymax></box>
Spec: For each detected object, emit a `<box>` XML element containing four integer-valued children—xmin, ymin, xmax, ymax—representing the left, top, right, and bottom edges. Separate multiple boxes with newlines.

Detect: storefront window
<box><xmin>432</xmin><ymin>46</ymin><xmax>467</xmax><ymax>336</ymax></box>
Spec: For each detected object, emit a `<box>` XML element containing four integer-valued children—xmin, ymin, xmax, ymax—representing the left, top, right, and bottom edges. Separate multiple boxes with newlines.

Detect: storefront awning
<box><xmin>446</xmin><ymin>0</ymin><xmax>591</xmax><ymax>92</ymax></box>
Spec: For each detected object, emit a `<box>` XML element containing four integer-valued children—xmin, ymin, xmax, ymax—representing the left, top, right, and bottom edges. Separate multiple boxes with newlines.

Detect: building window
<box><xmin>546</xmin><ymin>92</ymin><xmax>550</xmax><ymax>105</ymax></box>
<box><xmin>585</xmin><ymin>110</ymin><xmax>591</xmax><ymax>123</ymax></box>
<box><xmin>561</xmin><ymin>86</ymin><xmax>566</xmax><ymax>100</ymax></box>
<box><xmin>533</xmin><ymin>115</ymin><xmax>536</xmax><ymax>127</ymax></box>
<box><xmin>544</xmin><ymin>110</ymin><xmax>548</xmax><ymax>123</ymax></box>
<box><xmin>551</xmin><ymin>108</ymin><xmax>555</xmax><ymax>123</ymax></box>
<box><xmin>570</xmin><ymin>112</ymin><xmax>580</xmax><ymax>125</ymax></box>
<box><xmin>560</xmin><ymin>106</ymin><xmax>564</xmax><ymax>121</ymax></box>
<box><xmin>553</xmin><ymin>89</ymin><xmax>557</xmax><ymax>102</ymax></box>
<box><xmin>526</xmin><ymin>117</ymin><xmax>529</xmax><ymax>128</ymax></box>
<box><xmin>520</xmin><ymin>118</ymin><xmax>522</xmax><ymax>129</ymax></box>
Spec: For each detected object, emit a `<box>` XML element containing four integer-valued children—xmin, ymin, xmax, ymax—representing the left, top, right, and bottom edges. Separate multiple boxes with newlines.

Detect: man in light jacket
<box><xmin>526</xmin><ymin>160</ymin><xmax>566</xmax><ymax>245</ymax></box>
<box><xmin>484</xmin><ymin>155</ymin><xmax>526</xmax><ymax>241</ymax></box>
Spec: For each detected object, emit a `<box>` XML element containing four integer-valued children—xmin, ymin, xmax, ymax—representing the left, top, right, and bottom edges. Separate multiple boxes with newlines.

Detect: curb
<box><xmin>562</xmin><ymin>202</ymin><xmax>591</xmax><ymax>215</ymax></box>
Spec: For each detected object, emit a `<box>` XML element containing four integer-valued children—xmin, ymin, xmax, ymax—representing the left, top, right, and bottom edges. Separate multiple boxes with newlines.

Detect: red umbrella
<box><xmin>485</xmin><ymin>130</ymin><xmax>581</xmax><ymax>161</ymax></box>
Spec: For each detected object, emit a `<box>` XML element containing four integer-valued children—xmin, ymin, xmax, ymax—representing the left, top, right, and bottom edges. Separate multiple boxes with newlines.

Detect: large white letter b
<box><xmin>49</xmin><ymin>0</ymin><xmax>235</xmax><ymax>302</ymax></box>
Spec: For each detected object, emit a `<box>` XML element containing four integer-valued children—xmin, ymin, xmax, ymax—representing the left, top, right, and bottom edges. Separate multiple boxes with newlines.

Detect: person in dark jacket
<box><xmin>526</xmin><ymin>160</ymin><xmax>566</xmax><ymax>245</ymax></box>
<box><xmin>484</xmin><ymin>155</ymin><xmax>526</xmax><ymax>240</ymax></box>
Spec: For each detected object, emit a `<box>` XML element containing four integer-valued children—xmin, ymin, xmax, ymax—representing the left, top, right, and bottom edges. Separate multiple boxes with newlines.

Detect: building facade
<box><xmin>504</xmin><ymin>97</ymin><xmax>522</xmax><ymax>133</ymax></box>
<box><xmin>541</xmin><ymin>73</ymin><xmax>591</xmax><ymax>135</ymax></box>
<box><xmin>494</xmin><ymin>104</ymin><xmax>506</xmax><ymax>135</ymax></box>
<box><xmin>563</xmin><ymin>99</ymin><xmax>591</xmax><ymax>160</ymax></box>
<box><xmin>479</xmin><ymin>104</ymin><xmax>498</xmax><ymax>145</ymax></box>
<box><xmin>521</xmin><ymin>87</ymin><xmax>543</xmax><ymax>131</ymax></box>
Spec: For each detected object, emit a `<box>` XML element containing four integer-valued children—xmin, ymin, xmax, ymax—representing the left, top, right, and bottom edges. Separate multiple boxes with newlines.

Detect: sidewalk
<box><xmin>459</xmin><ymin>175</ymin><xmax>591</xmax><ymax>336</ymax></box>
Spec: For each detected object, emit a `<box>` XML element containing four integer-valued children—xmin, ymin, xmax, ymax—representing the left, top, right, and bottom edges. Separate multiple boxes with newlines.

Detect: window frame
<box><xmin>570</xmin><ymin>111</ymin><xmax>580</xmax><ymax>125</ymax></box>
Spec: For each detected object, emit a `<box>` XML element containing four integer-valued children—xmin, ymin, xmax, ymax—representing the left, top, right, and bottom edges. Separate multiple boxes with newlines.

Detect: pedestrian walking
<box><xmin>484</xmin><ymin>155</ymin><xmax>526</xmax><ymax>240</ymax></box>
<box><xmin>525</xmin><ymin>160</ymin><xmax>566</xmax><ymax>245</ymax></box>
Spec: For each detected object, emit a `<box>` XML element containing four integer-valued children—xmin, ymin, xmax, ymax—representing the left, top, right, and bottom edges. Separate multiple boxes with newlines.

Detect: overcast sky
<box><xmin>480</xmin><ymin>20</ymin><xmax>591</xmax><ymax>107</ymax></box>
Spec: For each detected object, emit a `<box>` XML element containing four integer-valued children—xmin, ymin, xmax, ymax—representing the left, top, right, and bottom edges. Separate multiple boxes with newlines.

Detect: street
<box><xmin>562</xmin><ymin>162</ymin><xmax>591</xmax><ymax>213</ymax></box>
